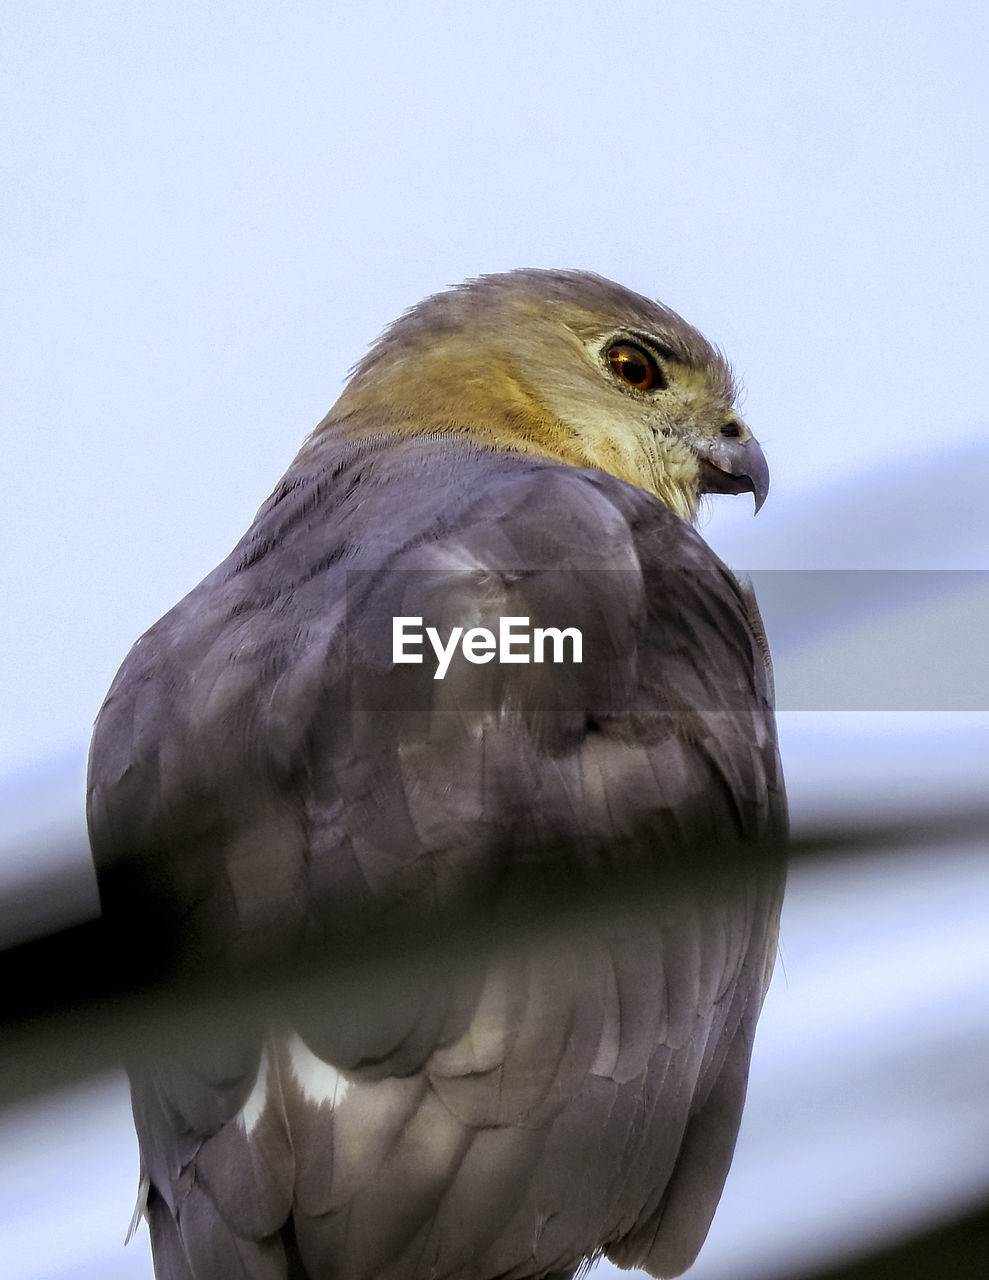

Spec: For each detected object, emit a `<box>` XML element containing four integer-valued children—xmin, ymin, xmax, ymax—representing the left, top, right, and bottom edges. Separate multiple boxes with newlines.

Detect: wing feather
<box><xmin>88</xmin><ymin>434</ymin><xmax>785</xmax><ymax>1279</ymax></box>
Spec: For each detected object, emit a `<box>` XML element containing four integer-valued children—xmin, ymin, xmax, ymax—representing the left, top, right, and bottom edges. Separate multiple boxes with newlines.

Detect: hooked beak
<box><xmin>696</xmin><ymin>434</ymin><xmax>770</xmax><ymax>514</ymax></box>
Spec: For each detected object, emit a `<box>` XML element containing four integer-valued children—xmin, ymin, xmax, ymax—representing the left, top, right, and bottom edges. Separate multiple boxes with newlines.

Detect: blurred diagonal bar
<box><xmin>0</xmin><ymin>804</ymin><xmax>986</xmax><ymax>1108</ymax></box>
<box><xmin>797</xmin><ymin>1203</ymin><xmax>989</xmax><ymax>1280</ymax></box>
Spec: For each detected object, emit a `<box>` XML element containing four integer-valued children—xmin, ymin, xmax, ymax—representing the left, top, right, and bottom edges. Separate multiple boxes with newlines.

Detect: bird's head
<box><xmin>309</xmin><ymin>269</ymin><xmax>768</xmax><ymax>524</ymax></box>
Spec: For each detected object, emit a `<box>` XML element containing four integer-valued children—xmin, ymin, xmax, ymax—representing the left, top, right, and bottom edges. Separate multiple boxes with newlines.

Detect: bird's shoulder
<box><xmin>88</xmin><ymin>434</ymin><xmax>781</xmax><ymax>961</ymax></box>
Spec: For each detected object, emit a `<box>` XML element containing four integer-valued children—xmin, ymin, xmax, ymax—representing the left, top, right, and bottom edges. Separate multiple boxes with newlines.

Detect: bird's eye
<box><xmin>606</xmin><ymin>342</ymin><xmax>665</xmax><ymax>392</ymax></box>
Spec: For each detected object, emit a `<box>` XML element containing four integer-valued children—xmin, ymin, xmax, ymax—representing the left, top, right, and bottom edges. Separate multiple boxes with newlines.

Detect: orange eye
<box><xmin>606</xmin><ymin>342</ymin><xmax>664</xmax><ymax>391</ymax></box>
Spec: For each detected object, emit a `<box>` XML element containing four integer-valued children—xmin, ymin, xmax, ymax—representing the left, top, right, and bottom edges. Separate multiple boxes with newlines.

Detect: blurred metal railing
<box><xmin>1</xmin><ymin>804</ymin><xmax>986</xmax><ymax>1098</ymax></box>
<box><xmin>0</xmin><ymin>805</ymin><xmax>987</xmax><ymax>1278</ymax></box>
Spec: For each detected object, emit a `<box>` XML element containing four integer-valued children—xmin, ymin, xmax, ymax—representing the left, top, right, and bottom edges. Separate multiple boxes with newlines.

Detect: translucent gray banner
<box><xmin>749</xmin><ymin>570</ymin><xmax>989</xmax><ymax>711</ymax></box>
<box><xmin>332</xmin><ymin>570</ymin><xmax>989</xmax><ymax>712</ymax></box>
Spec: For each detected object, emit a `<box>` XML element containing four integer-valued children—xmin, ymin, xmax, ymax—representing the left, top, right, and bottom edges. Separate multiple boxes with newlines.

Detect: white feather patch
<box><xmin>239</xmin><ymin>1047</ymin><xmax>269</xmax><ymax>1135</ymax></box>
<box><xmin>287</xmin><ymin>1032</ymin><xmax>351</xmax><ymax>1108</ymax></box>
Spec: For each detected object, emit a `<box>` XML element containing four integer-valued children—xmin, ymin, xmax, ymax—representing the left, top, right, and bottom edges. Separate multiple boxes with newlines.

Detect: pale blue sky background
<box><xmin>1</xmin><ymin>3</ymin><xmax>987</xmax><ymax>1278</ymax></box>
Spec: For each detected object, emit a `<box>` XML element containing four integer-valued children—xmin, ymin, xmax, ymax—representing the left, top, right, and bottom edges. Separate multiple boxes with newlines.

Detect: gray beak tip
<box><xmin>697</xmin><ymin>434</ymin><xmax>770</xmax><ymax>515</ymax></box>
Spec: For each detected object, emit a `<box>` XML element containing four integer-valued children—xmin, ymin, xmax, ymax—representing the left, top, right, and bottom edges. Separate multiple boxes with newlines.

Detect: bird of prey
<box><xmin>88</xmin><ymin>270</ymin><xmax>786</xmax><ymax>1280</ymax></box>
